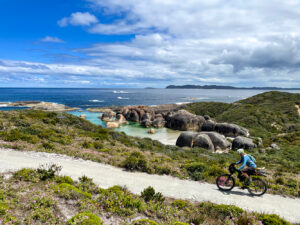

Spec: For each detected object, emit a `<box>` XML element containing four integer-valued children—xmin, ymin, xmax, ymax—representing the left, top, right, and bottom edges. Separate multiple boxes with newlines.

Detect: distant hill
<box><xmin>166</xmin><ymin>85</ymin><xmax>300</xmax><ymax>90</ymax></box>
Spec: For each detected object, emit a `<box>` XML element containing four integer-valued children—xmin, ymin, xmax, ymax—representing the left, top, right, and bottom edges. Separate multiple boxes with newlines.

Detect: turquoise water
<box><xmin>68</xmin><ymin>110</ymin><xmax>180</xmax><ymax>145</ymax></box>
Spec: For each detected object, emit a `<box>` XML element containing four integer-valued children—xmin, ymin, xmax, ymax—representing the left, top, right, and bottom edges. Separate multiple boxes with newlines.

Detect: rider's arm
<box><xmin>237</xmin><ymin>156</ymin><xmax>247</xmax><ymax>171</ymax></box>
<box><xmin>235</xmin><ymin>157</ymin><xmax>243</xmax><ymax>165</ymax></box>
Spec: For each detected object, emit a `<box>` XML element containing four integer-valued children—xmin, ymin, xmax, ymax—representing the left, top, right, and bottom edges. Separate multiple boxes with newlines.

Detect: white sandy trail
<box><xmin>0</xmin><ymin>148</ymin><xmax>300</xmax><ymax>223</ymax></box>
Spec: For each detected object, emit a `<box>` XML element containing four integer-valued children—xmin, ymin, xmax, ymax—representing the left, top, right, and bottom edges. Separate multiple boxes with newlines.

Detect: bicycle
<box><xmin>216</xmin><ymin>163</ymin><xmax>268</xmax><ymax>196</ymax></box>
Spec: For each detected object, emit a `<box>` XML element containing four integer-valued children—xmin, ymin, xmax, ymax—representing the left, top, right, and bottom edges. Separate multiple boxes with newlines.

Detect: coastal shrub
<box><xmin>42</xmin><ymin>142</ymin><xmax>55</xmax><ymax>150</ymax></box>
<box><xmin>57</xmin><ymin>183</ymin><xmax>92</xmax><ymax>200</ymax></box>
<box><xmin>257</xmin><ymin>214</ymin><xmax>291</xmax><ymax>225</ymax></box>
<box><xmin>132</xmin><ymin>219</ymin><xmax>159</xmax><ymax>225</ymax></box>
<box><xmin>13</xmin><ymin>168</ymin><xmax>40</xmax><ymax>182</ymax></box>
<box><xmin>0</xmin><ymin>202</ymin><xmax>9</xmax><ymax>215</ymax></box>
<box><xmin>37</xmin><ymin>164</ymin><xmax>61</xmax><ymax>181</ymax></box>
<box><xmin>141</xmin><ymin>186</ymin><xmax>165</xmax><ymax>203</ymax></box>
<box><xmin>82</xmin><ymin>141</ymin><xmax>92</xmax><ymax>148</ymax></box>
<box><xmin>1</xmin><ymin>129</ymin><xmax>39</xmax><ymax>143</ymax></box>
<box><xmin>93</xmin><ymin>141</ymin><xmax>104</xmax><ymax>149</ymax></box>
<box><xmin>78</xmin><ymin>175</ymin><xmax>98</xmax><ymax>193</ymax></box>
<box><xmin>55</xmin><ymin>175</ymin><xmax>74</xmax><ymax>185</ymax></box>
<box><xmin>122</xmin><ymin>151</ymin><xmax>150</xmax><ymax>172</ymax></box>
<box><xmin>199</xmin><ymin>203</ymin><xmax>243</xmax><ymax>219</ymax></box>
<box><xmin>185</xmin><ymin>162</ymin><xmax>207</xmax><ymax>181</ymax></box>
<box><xmin>98</xmin><ymin>186</ymin><xmax>144</xmax><ymax>216</ymax></box>
<box><xmin>171</xmin><ymin>222</ymin><xmax>189</xmax><ymax>225</ymax></box>
<box><xmin>67</xmin><ymin>212</ymin><xmax>103</xmax><ymax>225</ymax></box>
<box><xmin>171</xmin><ymin>200</ymin><xmax>187</xmax><ymax>210</ymax></box>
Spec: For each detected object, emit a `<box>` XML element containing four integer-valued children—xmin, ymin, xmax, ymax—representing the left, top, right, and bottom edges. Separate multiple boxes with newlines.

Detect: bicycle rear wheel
<box><xmin>248</xmin><ymin>178</ymin><xmax>267</xmax><ymax>196</ymax></box>
<box><xmin>216</xmin><ymin>174</ymin><xmax>235</xmax><ymax>191</ymax></box>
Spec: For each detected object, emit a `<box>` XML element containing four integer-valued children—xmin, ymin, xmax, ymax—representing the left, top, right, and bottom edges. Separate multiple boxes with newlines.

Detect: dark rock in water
<box><xmin>141</xmin><ymin>119</ymin><xmax>152</xmax><ymax>128</ymax></box>
<box><xmin>204</xmin><ymin>115</ymin><xmax>211</xmax><ymax>121</ymax></box>
<box><xmin>194</xmin><ymin>133</ymin><xmax>214</xmax><ymax>151</ymax></box>
<box><xmin>201</xmin><ymin>132</ymin><xmax>231</xmax><ymax>151</ymax></box>
<box><xmin>152</xmin><ymin>117</ymin><xmax>165</xmax><ymax>128</ymax></box>
<box><xmin>201</xmin><ymin>120</ymin><xmax>216</xmax><ymax>131</ymax></box>
<box><xmin>141</xmin><ymin>113</ymin><xmax>153</xmax><ymax>121</ymax></box>
<box><xmin>176</xmin><ymin>131</ymin><xmax>198</xmax><ymax>147</ymax></box>
<box><xmin>101</xmin><ymin>111</ymin><xmax>116</xmax><ymax>122</ymax></box>
<box><xmin>116</xmin><ymin>113</ymin><xmax>127</xmax><ymax>124</ymax></box>
<box><xmin>215</xmin><ymin>123</ymin><xmax>249</xmax><ymax>137</ymax></box>
<box><xmin>129</xmin><ymin>110</ymin><xmax>140</xmax><ymax>122</ymax></box>
<box><xmin>166</xmin><ymin>110</ymin><xmax>205</xmax><ymax>131</ymax></box>
<box><xmin>232</xmin><ymin>136</ymin><xmax>257</xmax><ymax>150</ymax></box>
<box><xmin>176</xmin><ymin>131</ymin><xmax>230</xmax><ymax>152</ymax></box>
<box><xmin>270</xmin><ymin>143</ymin><xmax>280</xmax><ymax>150</ymax></box>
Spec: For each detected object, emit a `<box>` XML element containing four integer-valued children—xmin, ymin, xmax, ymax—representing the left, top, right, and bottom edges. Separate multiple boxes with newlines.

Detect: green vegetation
<box><xmin>0</xmin><ymin>91</ymin><xmax>299</xmax><ymax>197</ymax></box>
<box><xmin>67</xmin><ymin>212</ymin><xmax>103</xmax><ymax>225</ymax></box>
<box><xmin>0</xmin><ymin>168</ymin><xmax>292</xmax><ymax>224</ymax></box>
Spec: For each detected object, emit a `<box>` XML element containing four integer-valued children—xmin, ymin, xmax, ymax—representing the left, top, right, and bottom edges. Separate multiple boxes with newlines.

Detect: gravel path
<box><xmin>1</xmin><ymin>148</ymin><xmax>300</xmax><ymax>223</ymax></box>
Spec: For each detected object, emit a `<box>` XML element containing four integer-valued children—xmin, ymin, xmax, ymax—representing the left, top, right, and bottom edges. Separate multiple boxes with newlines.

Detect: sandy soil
<box><xmin>0</xmin><ymin>148</ymin><xmax>300</xmax><ymax>223</ymax></box>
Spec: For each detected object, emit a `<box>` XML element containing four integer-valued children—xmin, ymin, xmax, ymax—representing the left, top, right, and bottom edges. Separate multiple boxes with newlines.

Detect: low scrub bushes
<box><xmin>57</xmin><ymin>183</ymin><xmax>92</xmax><ymax>200</ymax></box>
<box><xmin>140</xmin><ymin>186</ymin><xmax>165</xmax><ymax>203</ymax></box>
<box><xmin>67</xmin><ymin>212</ymin><xmax>103</xmax><ymax>225</ymax></box>
<box><xmin>121</xmin><ymin>151</ymin><xmax>150</xmax><ymax>173</ymax></box>
<box><xmin>257</xmin><ymin>214</ymin><xmax>291</xmax><ymax>225</ymax></box>
<box><xmin>132</xmin><ymin>219</ymin><xmax>159</xmax><ymax>225</ymax></box>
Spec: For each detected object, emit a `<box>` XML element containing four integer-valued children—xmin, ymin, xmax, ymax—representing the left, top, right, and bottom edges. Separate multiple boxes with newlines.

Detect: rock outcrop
<box><xmin>232</xmin><ymin>136</ymin><xmax>257</xmax><ymax>150</ymax></box>
<box><xmin>176</xmin><ymin>131</ymin><xmax>231</xmax><ymax>152</ymax></box>
<box><xmin>6</xmin><ymin>101</ymin><xmax>79</xmax><ymax>112</ymax></box>
<box><xmin>166</xmin><ymin>110</ymin><xmax>205</xmax><ymax>131</ymax></box>
<box><xmin>101</xmin><ymin>111</ymin><xmax>116</xmax><ymax>122</ymax></box>
<box><xmin>201</xmin><ymin>121</ymin><xmax>249</xmax><ymax>137</ymax></box>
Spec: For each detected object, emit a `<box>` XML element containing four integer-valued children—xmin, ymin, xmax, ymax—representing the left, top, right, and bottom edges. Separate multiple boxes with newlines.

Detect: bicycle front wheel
<box><xmin>248</xmin><ymin>178</ymin><xmax>268</xmax><ymax>196</ymax></box>
<box><xmin>216</xmin><ymin>174</ymin><xmax>235</xmax><ymax>191</ymax></box>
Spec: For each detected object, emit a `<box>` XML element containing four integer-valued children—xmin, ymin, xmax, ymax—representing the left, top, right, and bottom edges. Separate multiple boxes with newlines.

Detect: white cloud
<box><xmin>58</xmin><ymin>12</ymin><xmax>98</xmax><ymax>27</ymax></box>
<box><xmin>40</xmin><ymin>36</ymin><xmax>65</xmax><ymax>43</ymax></box>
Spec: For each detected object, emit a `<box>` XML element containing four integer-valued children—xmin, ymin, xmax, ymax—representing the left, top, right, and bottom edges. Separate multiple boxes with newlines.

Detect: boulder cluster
<box><xmin>98</xmin><ymin>105</ymin><xmax>257</xmax><ymax>153</ymax></box>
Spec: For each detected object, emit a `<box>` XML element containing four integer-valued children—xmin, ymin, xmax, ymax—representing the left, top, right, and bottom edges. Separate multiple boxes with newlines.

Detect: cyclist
<box><xmin>235</xmin><ymin>148</ymin><xmax>256</xmax><ymax>188</ymax></box>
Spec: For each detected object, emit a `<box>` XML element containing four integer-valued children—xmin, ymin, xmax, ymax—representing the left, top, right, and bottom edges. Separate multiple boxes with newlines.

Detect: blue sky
<box><xmin>0</xmin><ymin>0</ymin><xmax>300</xmax><ymax>88</ymax></box>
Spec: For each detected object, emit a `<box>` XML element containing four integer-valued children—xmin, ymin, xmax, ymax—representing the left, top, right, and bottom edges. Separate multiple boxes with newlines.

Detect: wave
<box><xmin>0</xmin><ymin>104</ymin><xmax>8</xmax><ymax>107</ymax></box>
<box><xmin>181</xmin><ymin>97</ymin><xmax>208</xmax><ymax>101</ymax></box>
<box><xmin>117</xmin><ymin>97</ymin><xmax>129</xmax><ymax>100</ymax></box>
<box><xmin>113</xmin><ymin>90</ymin><xmax>129</xmax><ymax>94</ymax></box>
<box><xmin>89</xmin><ymin>100</ymin><xmax>104</xmax><ymax>103</ymax></box>
<box><xmin>175</xmin><ymin>102</ymin><xmax>191</xmax><ymax>105</ymax></box>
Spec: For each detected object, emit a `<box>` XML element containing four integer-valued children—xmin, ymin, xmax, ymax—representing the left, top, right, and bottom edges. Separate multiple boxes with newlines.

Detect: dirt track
<box><xmin>1</xmin><ymin>148</ymin><xmax>300</xmax><ymax>223</ymax></box>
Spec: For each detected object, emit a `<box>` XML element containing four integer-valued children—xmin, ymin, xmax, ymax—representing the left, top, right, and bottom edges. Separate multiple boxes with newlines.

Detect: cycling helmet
<box><xmin>237</xmin><ymin>149</ymin><xmax>244</xmax><ymax>154</ymax></box>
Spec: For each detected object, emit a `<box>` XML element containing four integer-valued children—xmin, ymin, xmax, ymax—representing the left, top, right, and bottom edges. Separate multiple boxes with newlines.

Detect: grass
<box><xmin>0</xmin><ymin>167</ymin><xmax>292</xmax><ymax>225</ymax></box>
<box><xmin>0</xmin><ymin>91</ymin><xmax>299</xmax><ymax>197</ymax></box>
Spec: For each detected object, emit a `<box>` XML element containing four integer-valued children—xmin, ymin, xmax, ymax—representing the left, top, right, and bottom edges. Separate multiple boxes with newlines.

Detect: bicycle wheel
<box><xmin>216</xmin><ymin>174</ymin><xmax>235</xmax><ymax>191</ymax></box>
<box><xmin>247</xmin><ymin>178</ymin><xmax>268</xmax><ymax>196</ymax></box>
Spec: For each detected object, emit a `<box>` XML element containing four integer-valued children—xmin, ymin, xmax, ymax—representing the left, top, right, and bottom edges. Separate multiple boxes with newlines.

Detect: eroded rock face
<box><xmin>176</xmin><ymin>131</ymin><xmax>198</xmax><ymax>147</ymax></box>
<box><xmin>152</xmin><ymin>117</ymin><xmax>165</xmax><ymax>128</ymax></box>
<box><xmin>176</xmin><ymin>131</ymin><xmax>230</xmax><ymax>152</ymax></box>
<box><xmin>128</xmin><ymin>110</ymin><xmax>140</xmax><ymax>122</ymax></box>
<box><xmin>115</xmin><ymin>113</ymin><xmax>127</xmax><ymax>125</ymax></box>
<box><xmin>106</xmin><ymin>122</ymin><xmax>120</xmax><ymax>128</ymax></box>
<box><xmin>215</xmin><ymin>123</ymin><xmax>249</xmax><ymax>137</ymax></box>
<box><xmin>194</xmin><ymin>133</ymin><xmax>215</xmax><ymax>151</ymax></box>
<box><xmin>232</xmin><ymin>136</ymin><xmax>257</xmax><ymax>150</ymax></box>
<box><xmin>141</xmin><ymin>119</ymin><xmax>152</xmax><ymax>128</ymax></box>
<box><xmin>166</xmin><ymin>110</ymin><xmax>205</xmax><ymax>131</ymax></box>
<box><xmin>101</xmin><ymin>111</ymin><xmax>116</xmax><ymax>122</ymax></box>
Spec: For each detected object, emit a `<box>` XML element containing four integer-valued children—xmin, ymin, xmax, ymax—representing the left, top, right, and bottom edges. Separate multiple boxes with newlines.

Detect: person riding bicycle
<box><xmin>235</xmin><ymin>148</ymin><xmax>256</xmax><ymax>188</ymax></box>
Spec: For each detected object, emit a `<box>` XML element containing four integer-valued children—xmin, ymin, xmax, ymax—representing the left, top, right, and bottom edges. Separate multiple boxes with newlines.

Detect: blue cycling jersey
<box><xmin>235</xmin><ymin>154</ymin><xmax>256</xmax><ymax>170</ymax></box>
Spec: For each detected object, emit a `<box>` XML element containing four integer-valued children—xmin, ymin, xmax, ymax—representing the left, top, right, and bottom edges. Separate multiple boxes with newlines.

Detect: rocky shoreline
<box><xmin>0</xmin><ymin>101</ymin><xmax>79</xmax><ymax>112</ymax></box>
<box><xmin>87</xmin><ymin>104</ymin><xmax>257</xmax><ymax>153</ymax></box>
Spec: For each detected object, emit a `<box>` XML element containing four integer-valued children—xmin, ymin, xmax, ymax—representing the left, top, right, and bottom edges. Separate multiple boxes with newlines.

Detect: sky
<box><xmin>0</xmin><ymin>0</ymin><xmax>300</xmax><ymax>88</ymax></box>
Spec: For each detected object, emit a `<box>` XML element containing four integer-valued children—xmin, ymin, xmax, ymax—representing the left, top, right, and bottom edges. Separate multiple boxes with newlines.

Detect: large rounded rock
<box><xmin>101</xmin><ymin>111</ymin><xmax>116</xmax><ymax>122</ymax></box>
<box><xmin>116</xmin><ymin>113</ymin><xmax>127</xmax><ymax>124</ymax></box>
<box><xmin>232</xmin><ymin>136</ymin><xmax>257</xmax><ymax>150</ymax></box>
<box><xmin>152</xmin><ymin>117</ymin><xmax>165</xmax><ymax>128</ymax></box>
<box><xmin>128</xmin><ymin>110</ymin><xmax>140</xmax><ymax>122</ymax></box>
<box><xmin>201</xmin><ymin>132</ymin><xmax>231</xmax><ymax>151</ymax></box>
<box><xmin>176</xmin><ymin>131</ymin><xmax>198</xmax><ymax>147</ymax></box>
<box><xmin>201</xmin><ymin>120</ymin><xmax>216</xmax><ymax>131</ymax></box>
<box><xmin>106</xmin><ymin>122</ymin><xmax>119</xmax><ymax>128</ymax></box>
<box><xmin>215</xmin><ymin>123</ymin><xmax>249</xmax><ymax>137</ymax></box>
<box><xmin>166</xmin><ymin>110</ymin><xmax>205</xmax><ymax>131</ymax></box>
<box><xmin>141</xmin><ymin>119</ymin><xmax>152</xmax><ymax>128</ymax></box>
<box><xmin>141</xmin><ymin>113</ymin><xmax>153</xmax><ymax>121</ymax></box>
<box><xmin>193</xmin><ymin>133</ymin><xmax>215</xmax><ymax>151</ymax></box>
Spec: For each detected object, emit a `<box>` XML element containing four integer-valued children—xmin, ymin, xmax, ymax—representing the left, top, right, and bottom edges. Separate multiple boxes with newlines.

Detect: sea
<box><xmin>1</xmin><ymin>88</ymin><xmax>299</xmax><ymax>145</ymax></box>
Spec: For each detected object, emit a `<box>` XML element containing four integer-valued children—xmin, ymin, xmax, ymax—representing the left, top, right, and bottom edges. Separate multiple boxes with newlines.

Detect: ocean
<box><xmin>1</xmin><ymin>88</ymin><xmax>299</xmax><ymax>145</ymax></box>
